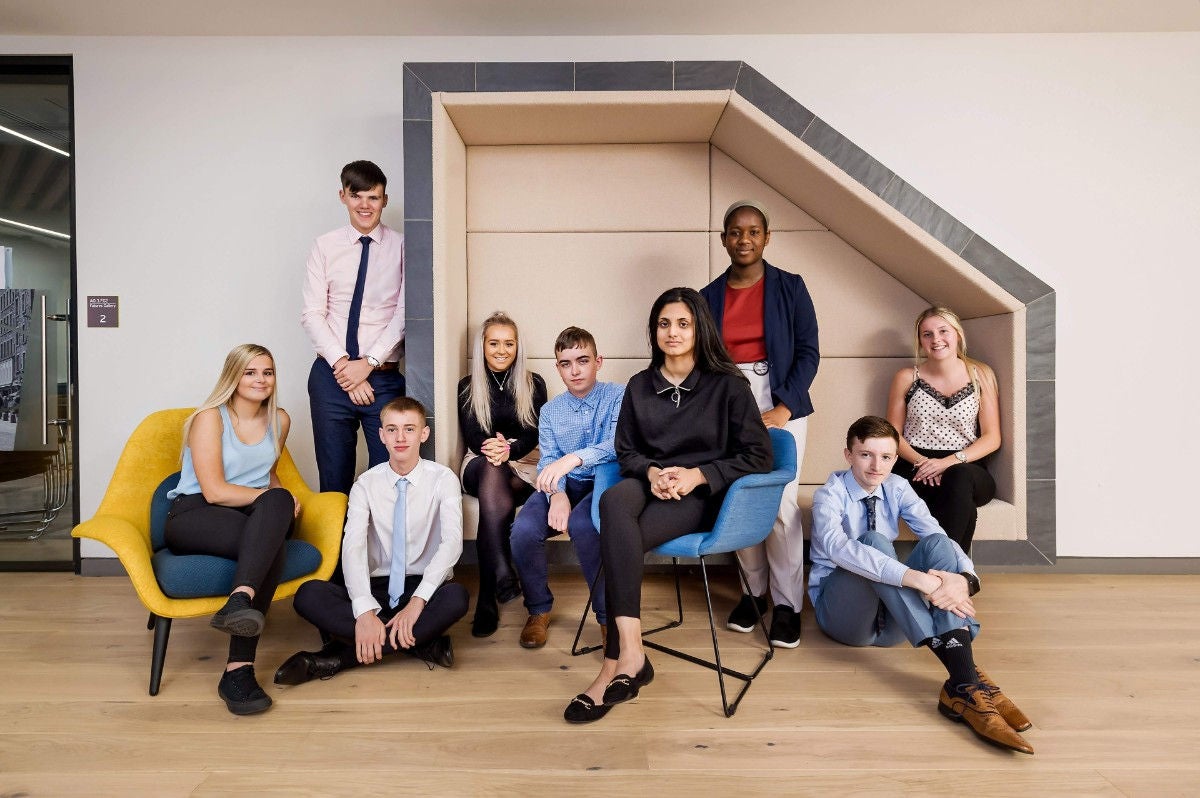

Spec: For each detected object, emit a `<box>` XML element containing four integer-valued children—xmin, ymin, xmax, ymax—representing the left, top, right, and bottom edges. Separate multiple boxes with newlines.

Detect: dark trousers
<box><xmin>164</xmin><ymin>487</ymin><xmax>295</xmax><ymax>661</ymax></box>
<box><xmin>893</xmin><ymin>447</ymin><xmax>996</xmax><ymax>551</ymax></box>
<box><xmin>293</xmin><ymin>574</ymin><xmax>469</xmax><ymax>654</ymax></box>
<box><xmin>307</xmin><ymin>358</ymin><xmax>406</xmax><ymax>494</ymax></box>
<box><xmin>597</xmin><ymin>477</ymin><xmax>722</xmax><ymax>660</ymax></box>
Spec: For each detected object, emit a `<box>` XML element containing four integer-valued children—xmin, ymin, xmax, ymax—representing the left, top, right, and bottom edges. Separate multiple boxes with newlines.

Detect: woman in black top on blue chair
<box><xmin>564</xmin><ymin>287</ymin><xmax>771</xmax><ymax>723</ymax></box>
<box><xmin>164</xmin><ymin>344</ymin><xmax>299</xmax><ymax>715</ymax></box>
<box><xmin>457</xmin><ymin>311</ymin><xmax>548</xmax><ymax>637</ymax></box>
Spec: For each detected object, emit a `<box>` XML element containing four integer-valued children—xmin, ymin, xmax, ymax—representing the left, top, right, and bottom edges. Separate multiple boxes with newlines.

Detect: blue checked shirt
<box><xmin>536</xmin><ymin>381</ymin><xmax>625</xmax><ymax>492</ymax></box>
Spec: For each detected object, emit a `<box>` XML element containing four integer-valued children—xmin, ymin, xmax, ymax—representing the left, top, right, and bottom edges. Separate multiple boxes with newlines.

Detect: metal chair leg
<box><xmin>641</xmin><ymin>556</ymin><xmax>774</xmax><ymax>717</ymax></box>
<box><xmin>149</xmin><ymin>615</ymin><xmax>172</xmax><ymax>696</ymax></box>
<box><xmin>572</xmin><ymin>565</ymin><xmax>605</xmax><ymax>656</ymax></box>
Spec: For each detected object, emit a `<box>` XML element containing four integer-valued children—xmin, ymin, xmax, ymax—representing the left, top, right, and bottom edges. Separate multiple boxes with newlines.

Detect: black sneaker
<box><xmin>726</xmin><ymin>593</ymin><xmax>768</xmax><ymax>633</ymax></box>
<box><xmin>210</xmin><ymin>592</ymin><xmax>265</xmax><ymax>638</ymax></box>
<box><xmin>218</xmin><ymin>664</ymin><xmax>272</xmax><ymax>715</ymax></box>
<box><xmin>768</xmin><ymin>605</ymin><xmax>801</xmax><ymax>648</ymax></box>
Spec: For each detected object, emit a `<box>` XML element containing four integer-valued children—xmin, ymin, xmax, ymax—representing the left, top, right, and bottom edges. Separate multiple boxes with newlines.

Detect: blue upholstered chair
<box><xmin>571</xmin><ymin>427</ymin><xmax>796</xmax><ymax>716</ymax></box>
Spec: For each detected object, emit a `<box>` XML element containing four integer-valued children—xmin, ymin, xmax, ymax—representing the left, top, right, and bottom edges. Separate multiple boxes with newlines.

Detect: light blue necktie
<box><xmin>387</xmin><ymin>476</ymin><xmax>409</xmax><ymax>608</ymax></box>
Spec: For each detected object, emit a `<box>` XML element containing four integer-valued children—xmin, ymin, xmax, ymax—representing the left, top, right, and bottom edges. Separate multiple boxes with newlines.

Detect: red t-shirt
<box><xmin>722</xmin><ymin>278</ymin><xmax>767</xmax><ymax>363</ymax></box>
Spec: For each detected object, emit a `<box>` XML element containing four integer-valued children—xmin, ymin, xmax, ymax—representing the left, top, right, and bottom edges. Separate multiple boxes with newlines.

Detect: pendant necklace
<box><xmin>490</xmin><ymin>369</ymin><xmax>510</xmax><ymax>393</ymax></box>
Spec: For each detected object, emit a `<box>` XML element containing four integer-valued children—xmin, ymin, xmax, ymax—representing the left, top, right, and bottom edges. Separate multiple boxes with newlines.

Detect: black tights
<box><xmin>463</xmin><ymin>456</ymin><xmax>531</xmax><ymax>604</ymax></box>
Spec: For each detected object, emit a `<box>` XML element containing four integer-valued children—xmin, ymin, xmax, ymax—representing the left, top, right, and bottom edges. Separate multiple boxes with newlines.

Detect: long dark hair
<box><xmin>647</xmin><ymin>287</ymin><xmax>742</xmax><ymax>378</ymax></box>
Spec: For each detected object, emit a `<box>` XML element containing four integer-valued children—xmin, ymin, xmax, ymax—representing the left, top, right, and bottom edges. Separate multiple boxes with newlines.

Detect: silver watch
<box><xmin>365</xmin><ymin>355</ymin><xmax>381</xmax><ymax>368</ymax></box>
<box><xmin>954</xmin><ymin>450</ymin><xmax>967</xmax><ymax>463</ymax></box>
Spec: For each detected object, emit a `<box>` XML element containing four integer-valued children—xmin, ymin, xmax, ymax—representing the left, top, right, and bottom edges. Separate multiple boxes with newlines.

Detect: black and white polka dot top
<box><xmin>902</xmin><ymin>367</ymin><xmax>979</xmax><ymax>450</ymax></box>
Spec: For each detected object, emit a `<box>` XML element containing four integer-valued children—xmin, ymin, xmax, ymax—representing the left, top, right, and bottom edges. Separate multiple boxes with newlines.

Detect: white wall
<box><xmin>1</xmin><ymin>33</ymin><xmax>1195</xmax><ymax>558</ymax></box>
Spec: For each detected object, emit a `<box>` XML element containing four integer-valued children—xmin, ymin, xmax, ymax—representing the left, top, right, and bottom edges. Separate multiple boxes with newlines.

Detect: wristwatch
<box><xmin>959</xmin><ymin>571</ymin><xmax>981</xmax><ymax>596</ymax></box>
<box><xmin>365</xmin><ymin>355</ymin><xmax>381</xmax><ymax>369</ymax></box>
<box><xmin>954</xmin><ymin>450</ymin><xmax>967</xmax><ymax>464</ymax></box>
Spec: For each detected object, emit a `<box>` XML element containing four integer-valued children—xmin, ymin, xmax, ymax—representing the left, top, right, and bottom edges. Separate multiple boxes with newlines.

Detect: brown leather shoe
<box><xmin>975</xmin><ymin>667</ymin><xmax>1032</xmax><ymax>731</ymax></box>
<box><xmin>599</xmin><ymin>623</ymin><xmax>608</xmax><ymax>651</ymax></box>
<box><xmin>519</xmin><ymin>612</ymin><xmax>551</xmax><ymax>649</ymax></box>
<box><xmin>938</xmin><ymin>683</ymin><xmax>1035</xmax><ymax>754</ymax></box>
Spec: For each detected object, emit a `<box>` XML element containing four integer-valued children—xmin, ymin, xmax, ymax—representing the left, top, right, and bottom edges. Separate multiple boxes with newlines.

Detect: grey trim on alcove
<box><xmin>401</xmin><ymin>60</ymin><xmax>1057</xmax><ymax>567</ymax></box>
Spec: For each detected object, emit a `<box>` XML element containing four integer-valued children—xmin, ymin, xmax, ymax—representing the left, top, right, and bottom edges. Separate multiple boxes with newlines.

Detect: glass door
<box><xmin>0</xmin><ymin>57</ymin><xmax>75</xmax><ymax>569</ymax></box>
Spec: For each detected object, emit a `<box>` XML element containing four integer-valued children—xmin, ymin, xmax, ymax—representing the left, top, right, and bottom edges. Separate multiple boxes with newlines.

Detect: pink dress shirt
<box><xmin>301</xmin><ymin>223</ymin><xmax>405</xmax><ymax>367</ymax></box>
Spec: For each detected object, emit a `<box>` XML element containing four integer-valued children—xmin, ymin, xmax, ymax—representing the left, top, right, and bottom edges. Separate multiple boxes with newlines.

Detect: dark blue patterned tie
<box><xmin>863</xmin><ymin>495</ymin><xmax>879</xmax><ymax>531</ymax></box>
<box><xmin>345</xmin><ymin>235</ymin><xmax>371</xmax><ymax>360</ymax></box>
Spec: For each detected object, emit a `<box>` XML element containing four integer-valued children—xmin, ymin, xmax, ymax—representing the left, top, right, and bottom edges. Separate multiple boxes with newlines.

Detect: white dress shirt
<box><xmin>342</xmin><ymin>458</ymin><xmax>463</xmax><ymax>619</ymax></box>
<box><xmin>301</xmin><ymin>222</ymin><xmax>405</xmax><ymax>367</ymax></box>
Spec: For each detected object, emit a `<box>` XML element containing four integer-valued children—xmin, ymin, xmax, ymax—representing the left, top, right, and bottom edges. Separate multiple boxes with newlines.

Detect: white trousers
<box><xmin>736</xmin><ymin>365</ymin><xmax>808</xmax><ymax>610</ymax></box>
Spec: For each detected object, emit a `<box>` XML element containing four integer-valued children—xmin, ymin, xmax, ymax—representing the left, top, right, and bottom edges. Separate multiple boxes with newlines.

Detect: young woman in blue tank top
<box><xmin>164</xmin><ymin>344</ymin><xmax>299</xmax><ymax>715</ymax></box>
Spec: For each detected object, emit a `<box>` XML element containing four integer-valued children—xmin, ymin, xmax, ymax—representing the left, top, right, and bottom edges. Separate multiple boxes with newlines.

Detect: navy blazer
<box><xmin>700</xmin><ymin>260</ymin><xmax>820</xmax><ymax>419</ymax></box>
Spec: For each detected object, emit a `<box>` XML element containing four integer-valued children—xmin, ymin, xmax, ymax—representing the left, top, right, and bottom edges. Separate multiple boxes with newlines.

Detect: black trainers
<box><xmin>210</xmin><ymin>591</ymin><xmax>265</xmax><ymax>638</ymax></box>
<box><xmin>218</xmin><ymin>664</ymin><xmax>272</xmax><ymax>715</ymax></box>
<box><xmin>768</xmin><ymin>604</ymin><xmax>802</xmax><ymax>648</ymax></box>
<box><xmin>726</xmin><ymin>593</ymin><xmax>768</xmax><ymax>633</ymax></box>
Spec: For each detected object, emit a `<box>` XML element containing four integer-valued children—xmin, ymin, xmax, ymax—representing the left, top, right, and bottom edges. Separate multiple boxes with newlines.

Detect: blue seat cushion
<box><xmin>152</xmin><ymin>540</ymin><xmax>321</xmax><ymax>599</ymax></box>
<box><xmin>148</xmin><ymin>472</ymin><xmax>321</xmax><ymax>598</ymax></box>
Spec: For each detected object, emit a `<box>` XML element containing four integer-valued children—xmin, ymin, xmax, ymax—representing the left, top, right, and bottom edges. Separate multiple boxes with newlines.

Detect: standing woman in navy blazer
<box><xmin>700</xmin><ymin>200</ymin><xmax>819</xmax><ymax>649</ymax></box>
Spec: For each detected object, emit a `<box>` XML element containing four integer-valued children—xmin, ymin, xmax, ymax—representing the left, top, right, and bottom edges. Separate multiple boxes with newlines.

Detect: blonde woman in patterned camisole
<box><xmin>885</xmin><ymin>307</ymin><xmax>1000</xmax><ymax>551</ymax></box>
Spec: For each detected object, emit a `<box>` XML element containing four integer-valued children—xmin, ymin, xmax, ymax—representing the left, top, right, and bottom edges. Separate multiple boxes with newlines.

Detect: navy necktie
<box><xmin>345</xmin><ymin>235</ymin><xmax>371</xmax><ymax>360</ymax></box>
<box><xmin>863</xmin><ymin>495</ymin><xmax>879</xmax><ymax>531</ymax></box>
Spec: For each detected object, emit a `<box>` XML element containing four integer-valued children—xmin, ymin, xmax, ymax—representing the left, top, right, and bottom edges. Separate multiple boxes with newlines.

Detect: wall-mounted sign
<box><xmin>87</xmin><ymin>296</ymin><xmax>118</xmax><ymax>327</ymax></box>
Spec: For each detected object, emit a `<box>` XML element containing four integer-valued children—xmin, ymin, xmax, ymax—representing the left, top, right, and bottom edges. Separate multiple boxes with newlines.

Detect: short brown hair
<box><xmin>553</xmin><ymin>326</ymin><xmax>598</xmax><ymax>357</ymax></box>
<box><xmin>381</xmin><ymin>396</ymin><xmax>427</xmax><ymax>423</ymax></box>
<box><xmin>846</xmin><ymin>415</ymin><xmax>899</xmax><ymax>450</ymax></box>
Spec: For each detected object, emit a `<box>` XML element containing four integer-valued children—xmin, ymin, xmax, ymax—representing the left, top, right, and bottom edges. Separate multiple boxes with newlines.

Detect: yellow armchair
<box><xmin>72</xmin><ymin>408</ymin><xmax>347</xmax><ymax>694</ymax></box>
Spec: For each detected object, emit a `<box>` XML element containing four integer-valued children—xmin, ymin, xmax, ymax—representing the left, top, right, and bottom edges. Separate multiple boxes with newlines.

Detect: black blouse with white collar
<box><xmin>615</xmin><ymin>367</ymin><xmax>771</xmax><ymax>495</ymax></box>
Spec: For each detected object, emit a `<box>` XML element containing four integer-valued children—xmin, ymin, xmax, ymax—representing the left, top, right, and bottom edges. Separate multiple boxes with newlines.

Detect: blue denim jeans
<box><xmin>814</xmin><ymin>530</ymin><xmax>979</xmax><ymax>647</ymax></box>
<box><xmin>510</xmin><ymin>477</ymin><xmax>606</xmax><ymax>624</ymax></box>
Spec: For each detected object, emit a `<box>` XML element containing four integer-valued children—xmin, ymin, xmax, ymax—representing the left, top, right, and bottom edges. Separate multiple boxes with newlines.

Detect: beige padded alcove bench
<box><xmin>401</xmin><ymin>61</ymin><xmax>1056</xmax><ymax>566</ymax></box>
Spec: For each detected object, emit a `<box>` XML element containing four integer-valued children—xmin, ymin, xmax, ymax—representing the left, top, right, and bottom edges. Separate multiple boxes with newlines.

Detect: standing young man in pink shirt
<box><xmin>301</xmin><ymin>160</ymin><xmax>406</xmax><ymax>494</ymax></box>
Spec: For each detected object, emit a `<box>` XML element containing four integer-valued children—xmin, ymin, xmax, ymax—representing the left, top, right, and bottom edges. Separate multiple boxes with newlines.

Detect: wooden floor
<box><xmin>2</xmin><ymin>571</ymin><xmax>1199</xmax><ymax>797</ymax></box>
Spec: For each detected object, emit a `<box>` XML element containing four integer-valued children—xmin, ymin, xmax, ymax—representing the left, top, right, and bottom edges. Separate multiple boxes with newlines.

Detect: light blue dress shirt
<box><xmin>807</xmin><ymin>470</ymin><xmax>975</xmax><ymax>605</ymax></box>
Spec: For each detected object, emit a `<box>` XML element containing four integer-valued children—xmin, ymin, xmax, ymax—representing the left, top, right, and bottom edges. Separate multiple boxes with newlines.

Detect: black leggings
<box><xmin>164</xmin><ymin>487</ymin><xmax>294</xmax><ymax>662</ymax></box>
<box><xmin>462</xmin><ymin>455</ymin><xmax>531</xmax><ymax>602</ymax></box>
<box><xmin>598</xmin><ymin>477</ymin><xmax>722</xmax><ymax>660</ymax></box>
<box><xmin>893</xmin><ymin>447</ymin><xmax>996</xmax><ymax>552</ymax></box>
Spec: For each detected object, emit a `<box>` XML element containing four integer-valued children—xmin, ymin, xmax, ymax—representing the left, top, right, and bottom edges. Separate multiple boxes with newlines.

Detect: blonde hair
<box><xmin>461</xmin><ymin>311</ymin><xmax>538</xmax><ymax>432</ymax></box>
<box><xmin>181</xmin><ymin>343</ymin><xmax>281</xmax><ymax>458</ymax></box>
<box><xmin>913</xmin><ymin>306</ymin><xmax>985</xmax><ymax>396</ymax></box>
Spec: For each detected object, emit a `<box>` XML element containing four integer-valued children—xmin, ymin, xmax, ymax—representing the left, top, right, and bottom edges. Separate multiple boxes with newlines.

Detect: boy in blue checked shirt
<box><xmin>510</xmin><ymin>327</ymin><xmax>623</xmax><ymax>649</ymax></box>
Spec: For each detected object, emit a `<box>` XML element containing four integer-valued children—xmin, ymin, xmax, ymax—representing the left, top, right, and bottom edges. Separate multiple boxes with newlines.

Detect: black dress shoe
<box><xmin>602</xmin><ymin>655</ymin><xmax>654</xmax><ymax>705</ymax></box>
<box><xmin>564</xmin><ymin>693</ymin><xmax>612</xmax><ymax>723</ymax></box>
<box><xmin>273</xmin><ymin>645</ymin><xmax>351</xmax><ymax>685</ymax></box>
<box><xmin>409</xmin><ymin>635</ymin><xmax>454</xmax><ymax>668</ymax></box>
<box><xmin>472</xmin><ymin>598</ymin><xmax>499</xmax><ymax>638</ymax></box>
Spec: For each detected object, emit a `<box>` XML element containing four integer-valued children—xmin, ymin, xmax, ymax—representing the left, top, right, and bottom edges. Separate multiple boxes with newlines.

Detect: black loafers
<box><xmin>273</xmin><ymin>646</ymin><xmax>350</xmax><ymax>685</ymax></box>
<box><xmin>602</xmin><ymin>655</ymin><xmax>654</xmax><ymax>705</ymax></box>
<box><xmin>564</xmin><ymin>693</ymin><xmax>612</xmax><ymax>723</ymax></box>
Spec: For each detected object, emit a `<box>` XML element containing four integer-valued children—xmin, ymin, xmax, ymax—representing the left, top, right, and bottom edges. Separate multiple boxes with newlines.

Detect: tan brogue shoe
<box><xmin>938</xmin><ymin>683</ymin><xmax>1035</xmax><ymax>755</ymax></box>
<box><xmin>519</xmin><ymin>612</ymin><xmax>552</xmax><ymax>649</ymax></box>
<box><xmin>975</xmin><ymin>667</ymin><xmax>1033</xmax><ymax>731</ymax></box>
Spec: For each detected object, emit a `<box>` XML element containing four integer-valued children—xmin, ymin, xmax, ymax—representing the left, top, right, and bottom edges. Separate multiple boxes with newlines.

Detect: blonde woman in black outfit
<box><xmin>458</xmin><ymin>311</ymin><xmax>547</xmax><ymax>637</ymax></box>
<box><xmin>564</xmin><ymin>288</ymin><xmax>771</xmax><ymax>723</ymax></box>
